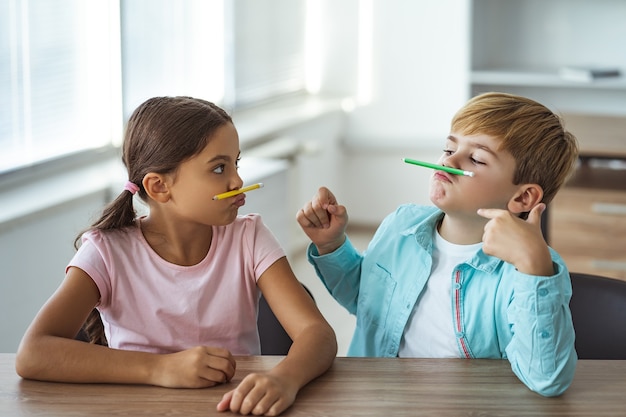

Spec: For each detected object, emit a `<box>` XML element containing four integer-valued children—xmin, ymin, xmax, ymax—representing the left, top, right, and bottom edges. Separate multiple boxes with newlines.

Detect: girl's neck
<box><xmin>139</xmin><ymin>216</ymin><xmax>213</xmax><ymax>266</ymax></box>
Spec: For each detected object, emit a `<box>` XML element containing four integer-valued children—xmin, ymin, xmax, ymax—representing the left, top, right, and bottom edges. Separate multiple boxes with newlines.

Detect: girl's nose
<box><xmin>231</xmin><ymin>171</ymin><xmax>244</xmax><ymax>190</ymax></box>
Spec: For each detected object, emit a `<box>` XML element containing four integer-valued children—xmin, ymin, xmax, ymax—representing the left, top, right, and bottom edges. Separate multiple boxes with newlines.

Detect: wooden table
<box><xmin>1</xmin><ymin>354</ymin><xmax>625</xmax><ymax>416</ymax></box>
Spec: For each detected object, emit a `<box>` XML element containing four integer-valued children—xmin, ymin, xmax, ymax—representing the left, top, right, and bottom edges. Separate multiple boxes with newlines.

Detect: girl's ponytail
<box><xmin>73</xmin><ymin>181</ymin><xmax>139</xmax><ymax>250</ymax></box>
<box><xmin>74</xmin><ymin>181</ymin><xmax>139</xmax><ymax>345</ymax></box>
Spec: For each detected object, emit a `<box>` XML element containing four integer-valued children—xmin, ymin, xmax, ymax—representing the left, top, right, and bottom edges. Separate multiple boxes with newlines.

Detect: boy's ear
<box><xmin>508</xmin><ymin>184</ymin><xmax>544</xmax><ymax>215</ymax></box>
<box><xmin>142</xmin><ymin>172</ymin><xmax>171</xmax><ymax>203</ymax></box>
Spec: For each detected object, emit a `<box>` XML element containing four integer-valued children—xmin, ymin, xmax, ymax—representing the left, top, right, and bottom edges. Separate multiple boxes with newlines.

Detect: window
<box><xmin>225</xmin><ymin>0</ymin><xmax>306</xmax><ymax>108</ymax></box>
<box><xmin>122</xmin><ymin>0</ymin><xmax>307</xmax><ymax>115</ymax></box>
<box><xmin>1</xmin><ymin>0</ymin><xmax>308</xmax><ymax>175</ymax></box>
<box><xmin>120</xmin><ymin>0</ymin><xmax>224</xmax><ymax>118</ymax></box>
<box><xmin>0</xmin><ymin>0</ymin><xmax>122</xmax><ymax>174</ymax></box>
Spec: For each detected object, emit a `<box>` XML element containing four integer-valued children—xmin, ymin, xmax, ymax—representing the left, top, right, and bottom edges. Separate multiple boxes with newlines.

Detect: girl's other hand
<box><xmin>216</xmin><ymin>372</ymin><xmax>296</xmax><ymax>416</ymax></box>
<box><xmin>152</xmin><ymin>346</ymin><xmax>236</xmax><ymax>388</ymax></box>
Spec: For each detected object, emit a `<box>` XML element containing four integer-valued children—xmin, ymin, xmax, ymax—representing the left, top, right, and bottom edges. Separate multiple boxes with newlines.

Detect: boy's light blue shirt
<box><xmin>308</xmin><ymin>204</ymin><xmax>577</xmax><ymax>397</ymax></box>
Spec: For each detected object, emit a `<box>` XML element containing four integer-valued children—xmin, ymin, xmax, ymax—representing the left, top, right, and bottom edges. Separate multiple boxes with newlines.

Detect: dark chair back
<box><xmin>569</xmin><ymin>272</ymin><xmax>626</xmax><ymax>359</ymax></box>
<box><xmin>257</xmin><ymin>284</ymin><xmax>314</xmax><ymax>355</ymax></box>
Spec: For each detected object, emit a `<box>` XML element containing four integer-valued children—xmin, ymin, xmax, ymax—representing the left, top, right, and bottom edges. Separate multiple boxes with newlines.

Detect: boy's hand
<box><xmin>296</xmin><ymin>186</ymin><xmax>348</xmax><ymax>255</ymax></box>
<box><xmin>152</xmin><ymin>346</ymin><xmax>236</xmax><ymax>388</ymax></box>
<box><xmin>477</xmin><ymin>204</ymin><xmax>554</xmax><ymax>276</ymax></box>
<box><xmin>217</xmin><ymin>372</ymin><xmax>297</xmax><ymax>416</ymax></box>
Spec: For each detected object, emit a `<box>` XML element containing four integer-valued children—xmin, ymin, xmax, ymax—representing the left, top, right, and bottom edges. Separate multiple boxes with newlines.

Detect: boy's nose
<box><xmin>441</xmin><ymin>154</ymin><xmax>458</xmax><ymax>168</ymax></box>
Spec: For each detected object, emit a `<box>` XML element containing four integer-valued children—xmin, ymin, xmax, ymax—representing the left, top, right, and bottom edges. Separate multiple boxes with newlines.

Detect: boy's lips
<box><xmin>433</xmin><ymin>171</ymin><xmax>453</xmax><ymax>182</ymax></box>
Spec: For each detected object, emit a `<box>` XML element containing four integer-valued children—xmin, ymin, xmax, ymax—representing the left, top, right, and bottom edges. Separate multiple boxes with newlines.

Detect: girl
<box><xmin>16</xmin><ymin>96</ymin><xmax>337</xmax><ymax>416</ymax></box>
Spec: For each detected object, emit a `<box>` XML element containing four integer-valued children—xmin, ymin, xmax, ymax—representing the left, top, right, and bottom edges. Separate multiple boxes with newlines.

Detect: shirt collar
<box><xmin>401</xmin><ymin>208</ymin><xmax>503</xmax><ymax>273</ymax></box>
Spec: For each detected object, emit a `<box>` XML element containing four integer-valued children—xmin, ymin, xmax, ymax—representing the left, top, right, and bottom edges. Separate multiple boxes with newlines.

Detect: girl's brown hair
<box><xmin>76</xmin><ymin>96</ymin><xmax>232</xmax><ymax>345</ymax></box>
<box><xmin>451</xmin><ymin>92</ymin><xmax>578</xmax><ymax>205</ymax></box>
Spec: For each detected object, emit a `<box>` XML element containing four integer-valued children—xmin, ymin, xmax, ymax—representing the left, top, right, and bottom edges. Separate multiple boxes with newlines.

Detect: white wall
<box><xmin>341</xmin><ymin>148</ymin><xmax>442</xmax><ymax>226</ymax></box>
<box><xmin>320</xmin><ymin>0</ymin><xmax>471</xmax><ymax>223</ymax></box>
<box><xmin>343</xmin><ymin>0</ymin><xmax>470</xmax><ymax>147</ymax></box>
<box><xmin>0</xmin><ymin>192</ymin><xmax>108</xmax><ymax>353</ymax></box>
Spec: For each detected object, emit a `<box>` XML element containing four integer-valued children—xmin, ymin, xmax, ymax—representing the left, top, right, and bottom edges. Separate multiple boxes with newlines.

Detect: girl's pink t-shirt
<box><xmin>67</xmin><ymin>214</ymin><xmax>285</xmax><ymax>355</ymax></box>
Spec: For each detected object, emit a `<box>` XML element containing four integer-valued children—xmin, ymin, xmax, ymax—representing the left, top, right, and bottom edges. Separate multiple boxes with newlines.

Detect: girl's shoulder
<box><xmin>80</xmin><ymin>225</ymin><xmax>141</xmax><ymax>249</ymax></box>
<box><xmin>224</xmin><ymin>213</ymin><xmax>265</xmax><ymax>234</ymax></box>
<box><xmin>215</xmin><ymin>213</ymin><xmax>276</xmax><ymax>243</ymax></box>
<box><xmin>233</xmin><ymin>212</ymin><xmax>263</xmax><ymax>225</ymax></box>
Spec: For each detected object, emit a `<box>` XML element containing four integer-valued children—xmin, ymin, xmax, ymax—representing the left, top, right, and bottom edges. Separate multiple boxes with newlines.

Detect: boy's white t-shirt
<box><xmin>68</xmin><ymin>214</ymin><xmax>285</xmax><ymax>355</ymax></box>
<box><xmin>398</xmin><ymin>229</ymin><xmax>482</xmax><ymax>358</ymax></box>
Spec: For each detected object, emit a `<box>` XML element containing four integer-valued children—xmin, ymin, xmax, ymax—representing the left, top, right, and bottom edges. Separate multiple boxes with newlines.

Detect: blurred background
<box><xmin>1</xmin><ymin>0</ymin><xmax>625</xmax><ymax>353</ymax></box>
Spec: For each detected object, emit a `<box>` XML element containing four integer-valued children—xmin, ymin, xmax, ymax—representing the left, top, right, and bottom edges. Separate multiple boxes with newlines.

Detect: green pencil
<box><xmin>403</xmin><ymin>158</ymin><xmax>474</xmax><ymax>177</ymax></box>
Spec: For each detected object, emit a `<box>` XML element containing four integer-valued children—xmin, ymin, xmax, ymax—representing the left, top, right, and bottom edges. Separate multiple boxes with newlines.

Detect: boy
<box><xmin>296</xmin><ymin>92</ymin><xmax>579</xmax><ymax>397</ymax></box>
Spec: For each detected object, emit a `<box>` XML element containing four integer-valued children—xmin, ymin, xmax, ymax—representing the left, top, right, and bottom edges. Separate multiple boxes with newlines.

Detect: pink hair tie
<box><xmin>124</xmin><ymin>181</ymin><xmax>140</xmax><ymax>195</ymax></box>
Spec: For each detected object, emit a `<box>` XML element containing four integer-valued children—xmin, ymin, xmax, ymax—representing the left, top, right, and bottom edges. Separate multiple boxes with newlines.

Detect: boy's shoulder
<box><xmin>379</xmin><ymin>204</ymin><xmax>440</xmax><ymax>230</ymax></box>
<box><xmin>392</xmin><ymin>203</ymin><xmax>439</xmax><ymax>219</ymax></box>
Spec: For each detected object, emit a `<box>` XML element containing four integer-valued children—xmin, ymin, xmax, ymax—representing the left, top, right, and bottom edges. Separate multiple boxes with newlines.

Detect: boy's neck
<box><xmin>437</xmin><ymin>214</ymin><xmax>485</xmax><ymax>245</ymax></box>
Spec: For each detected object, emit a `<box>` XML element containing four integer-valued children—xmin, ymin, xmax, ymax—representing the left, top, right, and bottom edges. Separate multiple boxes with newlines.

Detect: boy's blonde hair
<box><xmin>451</xmin><ymin>92</ymin><xmax>579</xmax><ymax>204</ymax></box>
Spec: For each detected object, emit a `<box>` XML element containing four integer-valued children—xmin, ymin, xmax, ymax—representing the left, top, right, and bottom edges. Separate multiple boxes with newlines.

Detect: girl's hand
<box><xmin>217</xmin><ymin>372</ymin><xmax>297</xmax><ymax>416</ymax></box>
<box><xmin>477</xmin><ymin>203</ymin><xmax>554</xmax><ymax>276</ymax></box>
<box><xmin>152</xmin><ymin>346</ymin><xmax>236</xmax><ymax>388</ymax></box>
<box><xmin>296</xmin><ymin>186</ymin><xmax>348</xmax><ymax>255</ymax></box>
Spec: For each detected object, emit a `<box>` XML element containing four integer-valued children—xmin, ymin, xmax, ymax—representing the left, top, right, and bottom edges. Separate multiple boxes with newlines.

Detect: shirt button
<box><xmin>540</xmin><ymin>331</ymin><xmax>550</xmax><ymax>338</ymax></box>
<box><xmin>454</xmin><ymin>283</ymin><xmax>461</xmax><ymax>290</ymax></box>
<box><xmin>538</xmin><ymin>288</ymin><xmax>548</xmax><ymax>296</ymax></box>
<box><xmin>455</xmin><ymin>331</ymin><xmax>464</xmax><ymax>338</ymax></box>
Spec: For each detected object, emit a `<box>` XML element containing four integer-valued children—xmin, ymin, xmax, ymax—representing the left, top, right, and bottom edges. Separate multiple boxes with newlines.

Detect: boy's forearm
<box><xmin>315</xmin><ymin>234</ymin><xmax>346</xmax><ymax>256</ymax></box>
<box><xmin>506</xmin><ymin>267</ymin><xmax>577</xmax><ymax>396</ymax></box>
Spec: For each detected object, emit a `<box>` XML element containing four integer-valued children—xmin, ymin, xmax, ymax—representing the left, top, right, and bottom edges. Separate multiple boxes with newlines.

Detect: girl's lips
<box><xmin>234</xmin><ymin>195</ymin><xmax>246</xmax><ymax>207</ymax></box>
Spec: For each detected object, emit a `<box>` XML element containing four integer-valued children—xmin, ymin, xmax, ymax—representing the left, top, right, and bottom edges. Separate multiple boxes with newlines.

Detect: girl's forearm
<box><xmin>16</xmin><ymin>336</ymin><xmax>156</xmax><ymax>385</ymax></box>
<box><xmin>268</xmin><ymin>322</ymin><xmax>337</xmax><ymax>389</ymax></box>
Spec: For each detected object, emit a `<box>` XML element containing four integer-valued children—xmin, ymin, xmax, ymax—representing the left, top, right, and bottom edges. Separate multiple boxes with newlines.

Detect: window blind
<box><xmin>224</xmin><ymin>0</ymin><xmax>306</xmax><ymax>108</ymax></box>
<box><xmin>0</xmin><ymin>0</ymin><xmax>121</xmax><ymax>173</ymax></box>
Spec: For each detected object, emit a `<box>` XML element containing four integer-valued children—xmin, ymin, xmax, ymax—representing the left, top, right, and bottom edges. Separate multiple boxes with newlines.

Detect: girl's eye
<box><xmin>235</xmin><ymin>157</ymin><xmax>241</xmax><ymax>169</ymax></box>
<box><xmin>470</xmin><ymin>157</ymin><xmax>485</xmax><ymax>165</ymax></box>
<box><xmin>213</xmin><ymin>164</ymin><xmax>225</xmax><ymax>174</ymax></box>
<box><xmin>443</xmin><ymin>149</ymin><xmax>454</xmax><ymax>156</ymax></box>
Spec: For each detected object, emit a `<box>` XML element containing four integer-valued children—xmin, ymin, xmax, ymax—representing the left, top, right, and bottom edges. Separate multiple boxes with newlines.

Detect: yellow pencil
<box><xmin>212</xmin><ymin>183</ymin><xmax>264</xmax><ymax>200</ymax></box>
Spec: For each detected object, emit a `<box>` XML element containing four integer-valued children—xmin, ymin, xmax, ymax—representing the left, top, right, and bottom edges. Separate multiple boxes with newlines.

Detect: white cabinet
<box><xmin>469</xmin><ymin>0</ymin><xmax>626</xmax><ymax>278</ymax></box>
<box><xmin>470</xmin><ymin>0</ymin><xmax>626</xmax><ymax>120</ymax></box>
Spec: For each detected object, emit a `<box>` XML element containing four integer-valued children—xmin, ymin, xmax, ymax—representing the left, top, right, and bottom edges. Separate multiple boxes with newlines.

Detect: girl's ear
<box><xmin>142</xmin><ymin>172</ymin><xmax>171</xmax><ymax>203</ymax></box>
<box><xmin>507</xmin><ymin>183</ymin><xmax>544</xmax><ymax>215</ymax></box>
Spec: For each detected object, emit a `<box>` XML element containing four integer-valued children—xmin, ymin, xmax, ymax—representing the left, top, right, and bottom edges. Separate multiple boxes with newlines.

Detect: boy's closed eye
<box><xmin>470</xmin><ymin>156</ymin><xmax>486</xmax><ymax>165</ymax></box>
<box><xmin>443</xmin><ymin>148</ymin><xmax>486</xmax><ymax>166</ymax></box>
